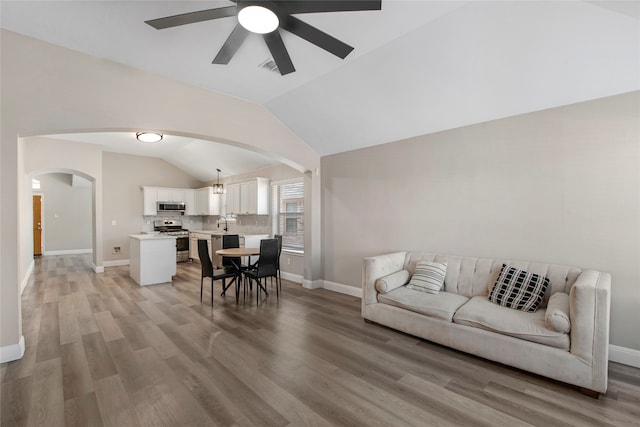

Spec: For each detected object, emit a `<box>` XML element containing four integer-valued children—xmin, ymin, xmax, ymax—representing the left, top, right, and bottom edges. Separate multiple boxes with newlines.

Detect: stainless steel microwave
<box><xmin>157</xmin><ymin>202</ymin><xmax>186</xmax><ymax>212</ymax></box>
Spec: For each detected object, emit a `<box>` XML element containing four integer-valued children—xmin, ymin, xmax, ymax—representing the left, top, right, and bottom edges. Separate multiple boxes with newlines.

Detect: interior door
<box><xmin>33</xmin><ymin>194</ymin><xmax>43</xmax><ymax>256</ymax></box>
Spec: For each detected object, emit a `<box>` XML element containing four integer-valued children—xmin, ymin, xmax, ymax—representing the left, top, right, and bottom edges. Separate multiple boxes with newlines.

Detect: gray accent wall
<box><xmin>321</xmin><ymin>92</ymin><xmax>640</xmax><ymax>351</ymax></box>
<box><xmin>36</xmin><ymin>173</ymin><xmax>92</xmax><ymax>253</ymax></box>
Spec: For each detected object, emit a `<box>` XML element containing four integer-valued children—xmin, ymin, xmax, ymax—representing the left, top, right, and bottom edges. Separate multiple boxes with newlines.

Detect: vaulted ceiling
<box><xmin>2</xmin><ymin>0</ymin><xmax>639</xmax><ymax>174</ymax></box>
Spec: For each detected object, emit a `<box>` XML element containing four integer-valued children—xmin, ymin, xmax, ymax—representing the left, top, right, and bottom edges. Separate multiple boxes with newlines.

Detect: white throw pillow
<box><xmin>375</xmin><ymin>270</ymin><xmax>410</xmax><ymax>294</ymax></box>
<box><xmin>406</xmin><ymin>261</ymin><xmax>447</xmax><ymax>294</ymax></box>
<box><xmin>545</xmin><ymin>292</ymin><xmax>571</xmax><ymax>333</ymax></box>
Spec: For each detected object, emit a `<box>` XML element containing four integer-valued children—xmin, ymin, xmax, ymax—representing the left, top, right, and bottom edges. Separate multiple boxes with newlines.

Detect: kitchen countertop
<box><xmin>187</xmin><ymin>230</ymin><xmax>270</xmax><ymax>237</ymax></box>
<box><xmin>129</xmin><ymin>234</ymin><xmax>176</xmax><ymax>240</ymax></box>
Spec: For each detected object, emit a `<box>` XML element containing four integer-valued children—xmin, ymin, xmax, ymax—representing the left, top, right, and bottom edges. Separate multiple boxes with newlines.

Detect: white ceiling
<box><xmin>45</xmin><ymin>132</ymin><xmax>278</xmax><ymax>182</ymax></box>
<box><xmin>2</xmin><ymin>0</ymin><xmax>639</xmax><ymax>164</ymax></box>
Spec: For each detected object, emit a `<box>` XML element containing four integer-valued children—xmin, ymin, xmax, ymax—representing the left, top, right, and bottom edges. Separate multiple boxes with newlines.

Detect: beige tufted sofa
<box><xmin>362</xmin><ymin>252</ymin><xmax>611</xmax><ymax>394</ymax></box>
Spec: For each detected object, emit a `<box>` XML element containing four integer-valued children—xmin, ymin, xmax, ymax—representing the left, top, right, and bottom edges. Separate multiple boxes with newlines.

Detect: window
<box><xmin>272</xmin><ymin>179</ymin><xmax>304</xmax><ymax>252</ymax></box>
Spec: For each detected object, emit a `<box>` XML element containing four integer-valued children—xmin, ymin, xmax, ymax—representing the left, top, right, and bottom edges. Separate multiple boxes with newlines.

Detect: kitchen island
<box><xmin>129</xmin><ymin>234</ymin><xmax>176</xmax><ymax>286</ymax></box>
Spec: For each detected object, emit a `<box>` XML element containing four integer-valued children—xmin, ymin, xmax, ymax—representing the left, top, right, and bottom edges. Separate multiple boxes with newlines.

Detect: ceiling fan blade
<box><xmin>145</xmin><ymin>6</ymin><xmax>236</xmax><ymax>30</ymax></box>
<box><xmin>263</xmin><ymin>31</ymin><xmax>295</xmax><ymax>75</ymax></box>
<box><xmin>278</xmin><ymin>0</ymin><xmax>381</xmax><ymax>14</ymax></box>
<box><xmin>213</xmin><ymin>24</ymin><xmax>249</xmax><ymax>64</ymax></box>
<box><xmin>281</xmin><ymin>16</ymin><xmax>353</xmax><ymax>59</ymax></box>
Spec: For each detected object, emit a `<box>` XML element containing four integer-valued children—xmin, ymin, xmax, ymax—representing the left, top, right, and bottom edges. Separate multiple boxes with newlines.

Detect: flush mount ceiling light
<box><xmin>136</xmin><ymin>132</ymin><xmax>163</xmax><ymax>143</ymax></box>
<box><xmin>213</xmin><ymin>168</ymin><xmax>224</xmax><ymax>194</ymax></box>
<box><xmin>238</xmin><ymin>2</ymin><xmax>279</xmax><ymax>34</ymax></box>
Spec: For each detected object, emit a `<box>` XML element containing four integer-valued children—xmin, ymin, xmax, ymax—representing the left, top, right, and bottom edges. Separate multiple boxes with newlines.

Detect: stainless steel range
<box><xmin>154</xmin><ymin>219</ymin><xmax>190</xmax><ymax>262</ymax></box>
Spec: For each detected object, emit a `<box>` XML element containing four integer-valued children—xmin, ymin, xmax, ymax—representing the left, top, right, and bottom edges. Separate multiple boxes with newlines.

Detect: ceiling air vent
<box><xmin>259</xmin><ymin>58</ymin><xmax>280</xmax><ymax>73</ymax></box>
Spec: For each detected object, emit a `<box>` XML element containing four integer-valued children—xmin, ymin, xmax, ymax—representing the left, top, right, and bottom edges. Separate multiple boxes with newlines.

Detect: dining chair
<box><xmin>221</xmin><ymin>234</ymin><xmax>242</xmax><ymax>296</ymax></box>
<box><xmin>274</xmin><ymin>234</ymin><xmax>283</xmax><ymax>293</ymax></box>
<box><xmin>197</xmin><ymin>239</ymin><xmax>240</xmax><ymax>304</ymax></box>
<box><xmin>242</xmin><ymin>238</ymin><xmax>279</xmax><ymax>303</ymax></box>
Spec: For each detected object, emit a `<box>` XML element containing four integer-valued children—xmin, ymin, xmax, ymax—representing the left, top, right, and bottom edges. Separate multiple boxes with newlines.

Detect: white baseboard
<box><xmin>43</xmin><ymin>248</ymin><xmax>92</xmax><ymax>256</ymax></box>
<box><xmin>302</xmin><ymin>279</ymin><xmax>323</xmax><ymax>289</ymax></box>
<box><xmin>92</xmin><ymin>263</ymin><xmax>104</xmax><ymax>273</ymax></box>
<box><xmin>609</xmin><ymin>344</ymin><xmax>640</xmax><ymax>368</ymax></box>
<box><xmin>20</xmin><ymin>260</ymin><xmax>35</xmax><ymax>294</ymax></box>
<box><xmin>280</xmin><ymin>271</ymin><xmax>303</xmax><ymax>284</ymax></box>
<box><xmin>322</xmin><ymin>280</ymin><xmax>363</xmax><ymax>298</ymax></box>
<box><xmin>104</xmin><ymin>259</ymin><xmax>130</xmax><ymax>267</ymax></box>
<box><xmin>0</xmin><ymin>335</ymin><xmax>25</xmax><ymax>363</ymax></box>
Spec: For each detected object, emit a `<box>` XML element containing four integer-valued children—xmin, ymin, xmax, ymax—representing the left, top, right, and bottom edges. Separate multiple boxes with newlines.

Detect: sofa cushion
<box><xmin>488</xmin><ymin>264</ymin><xmax>549</xmax><ymax>312</ymax></box>
<box><xmin>407</xmin><ymin>261</ymin><xmax>447</xmax><ymax>294</ymax></box>
<box><xmin>378</xmin><ymin>287</ymin><xmax>468</xmax><ymax>322</ymax></box>
<box><xmin>453</xmin><ymin>296</ymin><xmax>569</xmax><ymax>350</ymax></box>
<box><xmin>545</xmin><ymin>292</ymin><xmax>571</xmax><ymax>333</ymax></box>
<box><xmin>375</xmin><ymin>270</ymin><xmax>410</xmax><ymax>294</ymax></box>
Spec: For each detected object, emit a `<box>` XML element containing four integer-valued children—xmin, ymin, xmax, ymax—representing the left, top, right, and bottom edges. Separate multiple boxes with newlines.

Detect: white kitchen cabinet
<box><xmin>211</xmin><ymin>234</ymin><xmax>223</xmax><ymax>268</ymax></box>
<box><xmin>225</xmin><ymin>183</ymin><xmax>241</xmax><ymax>215</ymax></box>
<box><xmin>194</xmin><ymin>187</ymin><xmax>221</xmax><ymax>216</ymax></box>
<box><xmin>225</xmin><ymin>178</ymin><xmax>269</xmax><ymax>215</ymax></box>
<box><xmin>156</xmin><ymin>188</ymin><xmax>185</xmax><ymax>203</ymax></box>
<box><xmin>240</xmin><ymin>181</ymin><xmax>255</xmax><ymax>214</ymax></box>
<box><xmin>190</xmin><ymin>232</ymin><xmax>211</xmax><ymax>262</ymax></box>
<box><xmin>142</xmin><ymin>186</ymin><xmax>158</xmax><ymax>216</ymax></box>
<box><xmin>184</xmin><ymin>189</ymin><xmax>196</xmax><ymax>216</ymax></box>
<box><xmin>189</xmin><ymin>236</ymin><xmax>199</xmax><ymax>260</ymax></box>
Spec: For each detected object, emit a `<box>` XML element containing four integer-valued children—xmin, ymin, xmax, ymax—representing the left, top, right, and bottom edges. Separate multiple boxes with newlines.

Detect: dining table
<box><xmin>215</xmin><ymin>247</ymin><xmax>268</xmax><ymax>296</ymax></box>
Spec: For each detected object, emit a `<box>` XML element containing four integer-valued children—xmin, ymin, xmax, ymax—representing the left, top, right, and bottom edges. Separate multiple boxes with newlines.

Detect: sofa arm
<box><xmin>569</xmin><ymin>270</ymin><xmax>611</xmax><ymax>390</ymax></box>
<box><xmin>362</xmin><ymin>252</ymin><xmax>407</xmax><ymax>307</ymax></box>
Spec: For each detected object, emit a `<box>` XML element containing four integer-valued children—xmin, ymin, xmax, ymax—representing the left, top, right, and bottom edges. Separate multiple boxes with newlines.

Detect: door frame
<box><xmin>32</xmin><ymin>193</ymin><xmax>44</xmax><ymax>256</ymax></box>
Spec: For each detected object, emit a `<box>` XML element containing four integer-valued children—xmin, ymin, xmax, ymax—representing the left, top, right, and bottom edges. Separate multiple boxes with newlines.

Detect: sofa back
<box><xmin>403</xmin><ymin>252</ymin><xmax>582</xmax><ymax>307</ymax></box>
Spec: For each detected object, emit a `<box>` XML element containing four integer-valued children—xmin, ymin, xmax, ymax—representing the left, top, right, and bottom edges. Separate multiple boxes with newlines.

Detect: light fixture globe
<box><xmin>136</xmin><ymin>132</ymin><xmax>163</xmax><ymax>143</ymax></box>
<box><xmin>237</xmin><ymin>2</ymin><xmax>279</xmax><ymax>34</ymax></box>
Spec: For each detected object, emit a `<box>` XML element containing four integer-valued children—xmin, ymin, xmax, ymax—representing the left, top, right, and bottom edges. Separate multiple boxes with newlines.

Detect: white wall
<box><xmin>322</xmin><ymin>92</ymin><xmax>640</xmax><ymax>351</ymax></box>
<box><xmin>37</xmin><ymin>173</ymin><xmax>93</xmax><ymax>253</ymax></box>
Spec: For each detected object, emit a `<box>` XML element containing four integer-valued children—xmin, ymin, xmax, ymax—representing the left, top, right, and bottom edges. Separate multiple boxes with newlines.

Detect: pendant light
<box><xmin>213</xmin><ymin>168</ymin><xmax>224</xmax><ymax>194</ymax></box>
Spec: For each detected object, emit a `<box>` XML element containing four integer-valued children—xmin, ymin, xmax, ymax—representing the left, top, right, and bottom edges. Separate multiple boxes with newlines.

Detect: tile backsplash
<box><xmin>203</xmin><ymin>215</ymin><xmax>271</xmax><ymax>235</ymax></box>
<box><xmin>139</xmin><ymin>214</ymin><xmax>270</xmax><ymax>236</ymax></box>
<box><xmin>140</xmin><ymin>214</ymin><xmax>204</xmax><ymax>232</ymax></box>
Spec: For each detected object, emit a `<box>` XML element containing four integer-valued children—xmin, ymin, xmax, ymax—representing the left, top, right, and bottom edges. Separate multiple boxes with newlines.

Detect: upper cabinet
<box><xmin>225</xmin><ymin>183</ymin><xmax>241</xmax><ymax>215</ymax></box>
<box><xmin>143</xmin><ymin>180</ymin><xmax>263</xmax><ymax>217</ymax></box>
<box><xmin>143</xmin><ymin>186</ymin><xmax>201</xmax><ymax>216</ymax></box>
<box><xmin>184</xmin><ymin>189</ymin><xmax>197</xmax><ymax>216</ymax></box>
<box><xmin>143</xmin><ymin>186</ymin><xmax>158</xmax><ymax>216</ymax></box>
<box><xmin>194</xmin><ymin>187</ymin><xmax>221</xmax><ymax>216</ymax></box>
<box><xmin>226</xmin><ymin>178</ymin><xmax>269</xmax><ymax>215</ymax></box>
<box><xmin>156</xmin><ymin>188</ymin><xmax>185</xmax><ymax>203</ymax></box>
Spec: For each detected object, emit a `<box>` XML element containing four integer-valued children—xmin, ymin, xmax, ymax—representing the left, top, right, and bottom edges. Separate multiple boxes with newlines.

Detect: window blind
<box><xmin>271</xmin><ymin>180</ymin><xmax>304</xmax><ymax>252</ymax></box>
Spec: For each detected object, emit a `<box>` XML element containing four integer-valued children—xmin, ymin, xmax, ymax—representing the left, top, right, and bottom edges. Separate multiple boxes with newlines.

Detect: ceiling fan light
<box><xmin>136</xmin><ymin>132</ymin><xmax>163</xmax><ymax>143</ymax></box>
<box><xmin>238</xmin><ymin>5</ymin><xmax>279</xmax><ymax>34</ymax></box>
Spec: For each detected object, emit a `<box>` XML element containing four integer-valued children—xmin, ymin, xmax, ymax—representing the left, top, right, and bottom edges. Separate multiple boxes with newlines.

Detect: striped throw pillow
<box><xmin>488</xmin><ymin>264</ymin><xmax>549</xmax><ymax>312</ymax></box>
<box><xmin>407</xmin><ymin>261</ymin><xmax>447</xmax><ymax>294</ymax></box>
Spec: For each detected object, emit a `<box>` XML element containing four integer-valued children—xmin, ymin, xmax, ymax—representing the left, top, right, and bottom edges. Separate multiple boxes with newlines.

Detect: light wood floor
<box><xmin>1</xmin><ymin>255</ymin><xmax>639</xmax><ymax>426</ymax></box>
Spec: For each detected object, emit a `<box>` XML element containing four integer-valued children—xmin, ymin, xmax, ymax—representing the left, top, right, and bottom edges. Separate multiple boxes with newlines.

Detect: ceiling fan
<box><xmin>145</xmin><ymin>0</ymin><xmax>382</xmax><ymax>76</ymax></box>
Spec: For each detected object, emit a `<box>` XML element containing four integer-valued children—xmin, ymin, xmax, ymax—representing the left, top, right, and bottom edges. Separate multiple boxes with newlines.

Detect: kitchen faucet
<box><xmin>216</xmin><ymin>216</ymin><xmax>228</xmax><ymax>232</ymax></box>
